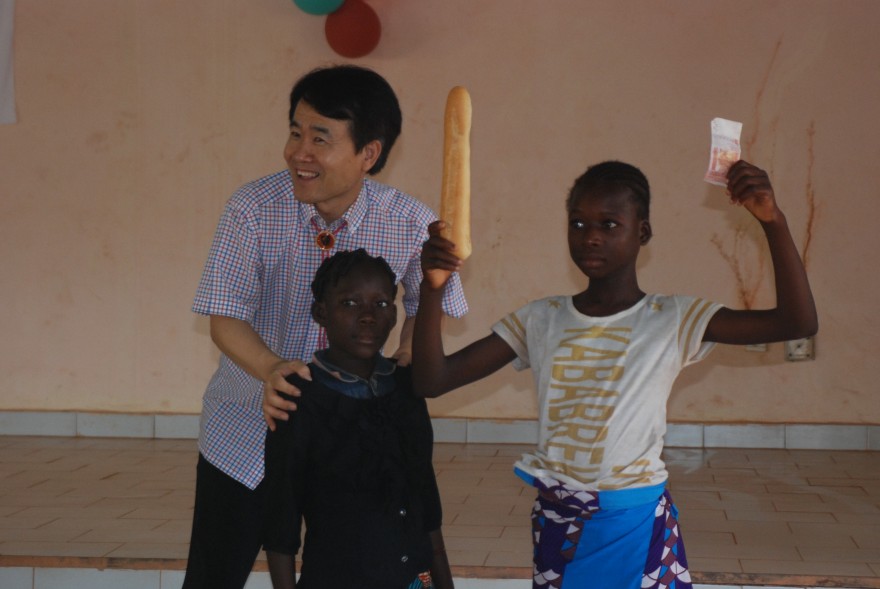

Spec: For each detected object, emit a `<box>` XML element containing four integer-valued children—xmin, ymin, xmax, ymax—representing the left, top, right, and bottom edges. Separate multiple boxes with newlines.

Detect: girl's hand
<box><xmin>421</xmin><ymin>221</ymin><xmax>462</xmax><ymax>291</ymax></box>
<box><xmin>726</xmin><ymin>160</ymin><xmax>783</xmax><ymax>224</ymax></box>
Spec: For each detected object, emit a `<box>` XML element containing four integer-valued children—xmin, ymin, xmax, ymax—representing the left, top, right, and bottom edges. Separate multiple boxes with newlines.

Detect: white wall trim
<box><xmin>0</xmin><ymin>411</ymin><xmax>880</xmax><ymax>450</ymax></box>
<box><xmin>1</xmin><ymin>411</ymin><xmax>878</xmax><ymax>450</ymax></box>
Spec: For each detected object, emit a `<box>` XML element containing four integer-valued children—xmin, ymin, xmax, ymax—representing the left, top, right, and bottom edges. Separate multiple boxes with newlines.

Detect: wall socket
<box><xmin>784</xmin><ymin>336</ymin><xmax>815</xmax><ymax>361</ymax></box>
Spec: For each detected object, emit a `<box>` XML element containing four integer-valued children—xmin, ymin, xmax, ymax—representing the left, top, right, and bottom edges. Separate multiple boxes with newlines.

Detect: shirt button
<box><xmin>401</xmin><ymin>555</ymin><xmax>409</xmax><ymax>563</ymax></box>
<box><xmin>399</xmin><ymin>508</ymin><xmax>407</xmax><ymax>517</ymax></box>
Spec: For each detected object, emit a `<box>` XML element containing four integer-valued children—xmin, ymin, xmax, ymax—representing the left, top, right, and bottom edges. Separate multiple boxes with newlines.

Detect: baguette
<box><xmin>439</xmin><ymin>86</ymin><xmax>472</xmax><ymax>260</ymax></box>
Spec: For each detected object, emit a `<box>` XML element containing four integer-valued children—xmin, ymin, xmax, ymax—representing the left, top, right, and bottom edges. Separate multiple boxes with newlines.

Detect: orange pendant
<box><xmin>315</xmin><ymin>230</ymin><xmax>336</xmax><ymax>251</ymax></box>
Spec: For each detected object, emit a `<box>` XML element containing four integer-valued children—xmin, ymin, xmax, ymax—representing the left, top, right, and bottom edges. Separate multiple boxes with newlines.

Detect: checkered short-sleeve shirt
<box><xmin>193</xmin><ymin>171</ymin><xmax>467</xmax><ymax>488</ymax></box>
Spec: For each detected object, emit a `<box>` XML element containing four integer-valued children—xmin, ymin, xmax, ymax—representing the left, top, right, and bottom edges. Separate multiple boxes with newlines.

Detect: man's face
<box><xmin>284</xmin><ymin>101</ymin><xmax>381</xmax><ymax>222</ymax></box>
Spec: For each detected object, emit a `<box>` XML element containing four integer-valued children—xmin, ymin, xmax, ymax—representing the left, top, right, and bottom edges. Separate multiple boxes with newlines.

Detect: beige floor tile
<box><xmin>725</xmin><ymin>509</ymin><xmax>836</xmax><ymax>523</ymax></box>
<box><xmin>798</xmin><ymin>545</ymin><xmax>880</xmax><ymax>563</ymax></box>
<box><xmin>5</xmin><ymin>505</ymin><xmax>137</xmax><ymax>520</ymax></box>
<box><xmin>484</xmin><ymin>550</ymin><xmax>529</xmax><ymax>567</ymax></box>
<box><xmin>436</xmin><ymin>470</ymin><xmax>484</xmax><ymax>485</ymax></box>
<box><xmin>120</xmin><ymin>507</ymin><xmax>193</xmax><ymax>521</ymax></box>
<box><xmin>450</xmin><ymin>511</ymin><xmax>524</xmax><ymax>527</ymax></box>
<box><xmin>673</xmin><ymin>490</ymin><xmax>723</xmax><ymax>509</ymax></box>
<box><xmin>1</xmin><ymin>437</ymin><xmax>879</xmax><ymax>588</ymax></box>
<box><xmin>509</xmin><ymin>502</ymin><xmax>536</xmax><ymax>517</ymax></box>
<box><xmin>735</xmin><ymin>528</ymin><xmax>853</xmax><ymax>550</ymax></box>
<box><xmin>462</xmin><ymin>494</ymin><xmax>523</xmax><ymax>510</ymax></box>
<box><xmin>694</xmin><ymin>542</ymin><xmax>801</xmax><ymax>561</ymax></box>
<box><xmin>104</xmin><ymin>542</ymin><xmax>191</xmax><ymax>559</ymax></box>
<box><xmin>740</xmin><ymin>558</ymin><xmax>875</xmax><ymax>577</ymax></box>
<box><xmin>675</xmin><ymin>508</ymin><xmax>728</xmax><ymax>531</ymax></box>
<box><xmin>445</xmin><ymin>535</ymin><xmax>523</xmax><ymax>553</ymax></box>
<box><xmin>685</xmin><ymin>557</ymin><xmax>743</xmax><ymax>574</ymax></box>
<box><xmin>715</xmin><ymin>493</ymin><xmax>777</xmax><ymax>512</ymax></box>
<box><xmin>442</xmin><ymin>524</ymin><xmax>504</xmax><ymax>538</ymax></box>
<box><xmin>833</xmin><ymin>511</ymin><xmax>880</xmax><ymax>525</ymax></box>
<box><xmin>0</xmin><ymin>526</ymin><xmax>86</xmax><ymax>542</ymax></box>
<box><xmin>445</xmin><ymin>549</ymin><xmax>488</xmax><ymax>567</ymax></box>
<box><xmin>680</xmin><ymin>530</ymin><xmax>736</xmax><ymax>554</ymax></box>
<box><xmin>0</xmin><ymin>540</ymin><xmax>122</xmax><ymax>557</ymax></box>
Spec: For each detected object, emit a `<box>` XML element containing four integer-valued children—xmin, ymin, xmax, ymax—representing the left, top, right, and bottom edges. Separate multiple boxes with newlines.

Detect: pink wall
<box><xmin>1</xmin><ymin>0</ymin><xmax>878</xmax><ymax>423</ymax></box>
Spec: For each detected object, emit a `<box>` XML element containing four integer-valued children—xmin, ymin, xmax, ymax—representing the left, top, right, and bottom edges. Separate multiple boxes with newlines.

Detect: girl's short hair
<box><xmin>311</xmin><ymin>249</ymin><xmax>398</xmax><ymax>303</ymax></box>
<box><xmin>566</xmin><ymin>161</ymin><xmax>651</xmax><ymax>220</ymax></box>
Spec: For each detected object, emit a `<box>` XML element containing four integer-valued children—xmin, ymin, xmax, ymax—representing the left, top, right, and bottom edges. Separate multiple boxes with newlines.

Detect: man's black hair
<box><xmin>289</xmin><ymin>65</ymin><xmax>402</xmax><ymax>175</ymax></box>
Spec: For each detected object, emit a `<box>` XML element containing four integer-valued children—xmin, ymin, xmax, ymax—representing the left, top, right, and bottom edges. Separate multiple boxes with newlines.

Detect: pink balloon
<box><xmin>325</xmin><ymin>0</ymin><xmax>381</xmax><ymax>58</ymax></box>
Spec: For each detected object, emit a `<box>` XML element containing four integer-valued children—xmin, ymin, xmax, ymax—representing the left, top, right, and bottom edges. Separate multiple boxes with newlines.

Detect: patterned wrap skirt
<box><xmin>516</xmin><ymin>469</ymin><xmax>692</xmax><ymax>589</ymax></box>
<box><xmin>407</xmin><ymin>571</ymin><xmax>433</xmax><ymax>589</ymax></box>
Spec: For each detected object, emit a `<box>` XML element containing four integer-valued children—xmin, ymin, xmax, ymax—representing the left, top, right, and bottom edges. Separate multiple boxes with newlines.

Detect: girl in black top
<box><xmin>263</xmin><ymin>249</ymin><xmax>452</xmax><ymax>589</ymax></box>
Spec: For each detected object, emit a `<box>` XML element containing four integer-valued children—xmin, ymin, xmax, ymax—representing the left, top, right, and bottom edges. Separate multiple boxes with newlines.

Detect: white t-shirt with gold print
<box><xmin>493</xmin><ymin>294</ymin><xmax>722</xmax><ymax>491</ymax></box>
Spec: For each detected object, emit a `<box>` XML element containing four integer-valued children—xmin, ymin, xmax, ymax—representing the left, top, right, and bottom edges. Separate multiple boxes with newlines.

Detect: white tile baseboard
<box><xmin>0</xmin><ymin>411</ymin><xmax>878</xmax><ymax>450</ymax></box>
<box><xmin>0</xmin><ymin>567</ymin><xmax>863</xmax><ymax>589</ymax></box>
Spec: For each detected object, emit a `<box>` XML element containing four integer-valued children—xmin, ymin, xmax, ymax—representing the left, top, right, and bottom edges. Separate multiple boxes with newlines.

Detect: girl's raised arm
<box><xmin>413</xmin><ymin>222</ymin><xmax>516</xmax><ymax>398</ymax></box>
<box><xmin>703</xmin><ymin>161</ymin><xmax>818</xmax><ymax>345</ymax></box>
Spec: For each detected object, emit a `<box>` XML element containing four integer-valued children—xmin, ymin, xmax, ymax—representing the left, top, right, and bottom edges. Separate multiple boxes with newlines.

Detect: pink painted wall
<box><xmin>1</xmin><ymin>0</ymin><xmax>878</xmax><ymax>423</ymax></box>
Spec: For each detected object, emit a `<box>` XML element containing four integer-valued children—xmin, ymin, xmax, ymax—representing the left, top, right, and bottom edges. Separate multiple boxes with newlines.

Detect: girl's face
<box><xmin>313</xmin><ymin>265</ymin><xmax>397</xmax><ymax>379</ymax></box>
<box><xmin>567</xmin><ymin>187</ymin><xmax>651</xmax><ymax>281</ymax></box>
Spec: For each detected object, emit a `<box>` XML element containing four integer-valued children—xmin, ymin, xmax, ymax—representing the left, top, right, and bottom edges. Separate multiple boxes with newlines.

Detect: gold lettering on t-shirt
<box><xmin>551</xmin><ymin>363</ymin><xmax>624</xmax><ymax>382</ymax></box>
<box><xmin>548</xmin><ymin>402</ymin><xmax>616</xmax><ymax>423</ymax></box>
<box><xmin>543</xmin><ymin>326</ymin><xmax>632</xmax><ymax>484</ymax></box>
<box><xmin>598</xmin><ymin>461</ymin><xmax>656</xmax><ymax>490</ymax></box>
<box><xmin>555</xmin><ymin>344</ymin><xmax>627</xmax><ymax>363</ymax></box>
<box><xmin>542</xmin><ymin>459</ymin><xmax>601</xmax><ymax>478</ymax></box>
<box><xmin>559</xmin><ymin>327</ymin><xmax>632</xmax><ymax>346</ymax></box>
<box><xmin>548</xmin><ymin>422</ymin><xmax>609</xmax><ymax>446</ymax></box>
<box><xmin>549</xmin><ymin>384</ymin><xmax>619</xmax><ymax>401</ymax></box>
<box><xmin>545</xmin><ymin>441</ymin><xmax>607</xmax><ymax>466</ymax></box>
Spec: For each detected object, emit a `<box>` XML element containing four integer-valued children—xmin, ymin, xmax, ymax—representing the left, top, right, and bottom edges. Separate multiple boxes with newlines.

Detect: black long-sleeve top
<box><xmin>263</xmin><ymin>365</ymin><xmax>441</xmax><ymax>589</ymax></box>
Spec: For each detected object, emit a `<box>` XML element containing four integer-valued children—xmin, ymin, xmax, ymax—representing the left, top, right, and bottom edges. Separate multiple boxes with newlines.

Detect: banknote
<box><xmin>704</xmin><ymin>117</ymin><xmax>742</xmax><ymax>186</ymax></box>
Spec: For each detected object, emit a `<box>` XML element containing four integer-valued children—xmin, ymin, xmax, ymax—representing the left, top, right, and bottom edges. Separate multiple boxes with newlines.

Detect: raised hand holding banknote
<box><xmin>726</xmin><ymin>160</ymin><xmax>781</xmax><ymax>224</ymax></box>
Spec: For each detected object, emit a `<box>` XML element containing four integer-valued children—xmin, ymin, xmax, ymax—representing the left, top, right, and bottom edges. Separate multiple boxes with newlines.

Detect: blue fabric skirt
<box><xmin>516</xmin><ymin>468</ymin><xmax>692</xmax><ymax>589</ymax></box>
<box><xmin>406</xmin><ymin>571</ymin><xmax>433</xmax><ymax>589</ymax></box>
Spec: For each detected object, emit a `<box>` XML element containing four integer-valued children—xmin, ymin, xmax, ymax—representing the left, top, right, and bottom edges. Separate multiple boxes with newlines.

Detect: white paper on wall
<box><xmin>0</xmin><ymin>0</ymin><xmax>17</xmax><ymax>124</ymax></box>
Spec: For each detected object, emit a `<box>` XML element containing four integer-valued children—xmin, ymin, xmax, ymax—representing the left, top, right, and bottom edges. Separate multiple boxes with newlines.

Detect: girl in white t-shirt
<box><xmin>412</xmin><ymin>160</ymin><xmax>817</xmax><ymax>589</ymax></box>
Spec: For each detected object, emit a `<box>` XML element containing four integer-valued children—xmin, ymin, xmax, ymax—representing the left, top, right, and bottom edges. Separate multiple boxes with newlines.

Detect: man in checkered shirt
<box><xmin>184</xmin><ymin>65</ymin><xmax>468</xmax><ymax>589</ymax></box>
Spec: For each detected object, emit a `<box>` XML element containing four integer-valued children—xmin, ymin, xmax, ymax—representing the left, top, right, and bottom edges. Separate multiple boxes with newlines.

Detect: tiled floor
<box><xmin>0</xmin><ymin>436</ymin><xmax>878</xmax><ymax>588</ymax></box>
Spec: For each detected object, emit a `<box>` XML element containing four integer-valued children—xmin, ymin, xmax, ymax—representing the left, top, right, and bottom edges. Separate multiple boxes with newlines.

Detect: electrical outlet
<box><xmin>784</xmin><ymin>336</ymin><xmax>815</xmax><ymax>361</ymax></box>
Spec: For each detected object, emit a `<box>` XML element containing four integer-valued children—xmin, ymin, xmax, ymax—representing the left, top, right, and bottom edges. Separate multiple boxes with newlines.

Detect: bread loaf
<box><xmin>440</xmin><ymin>86</ymin><xmax>472</xmax><ymax>260</ymax></box>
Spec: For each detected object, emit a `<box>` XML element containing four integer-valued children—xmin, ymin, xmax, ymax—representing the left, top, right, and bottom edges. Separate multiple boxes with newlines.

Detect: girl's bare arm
<box><xmin>412</xmin><ymin>222</ymin><xmax>516</xmax><ymax>398</ymax></box>
<box><xmin>704</xmin><ymin>161</ymin><xmax>818</xmax><ymax>344</ymax></box>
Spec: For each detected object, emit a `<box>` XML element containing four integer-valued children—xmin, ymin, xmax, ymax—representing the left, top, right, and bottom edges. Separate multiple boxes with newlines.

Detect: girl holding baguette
<box><xmin>413</xmin><ymin>159</ymin><xmax>817</xmax><ymax>589</ymax></box>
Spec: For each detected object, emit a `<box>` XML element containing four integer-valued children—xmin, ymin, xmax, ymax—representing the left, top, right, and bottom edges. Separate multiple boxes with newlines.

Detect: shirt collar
<box><xmin>295</xmin><ymin>178</ymin><xmax>370</xmax><ymax>235</ymax></box>
<box><xmin>312</xmin><ymin>349</ymin><xmax>396</xmax><ymax>384</ymax></box>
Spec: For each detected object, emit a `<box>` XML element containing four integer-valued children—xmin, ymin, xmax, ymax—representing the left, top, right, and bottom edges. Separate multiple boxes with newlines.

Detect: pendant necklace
<box><xmin>312</xmin><ymin>218</ymin><xmax>345</xmax><ymax>252</ymax></box>
<box><xmin>315</xmin><ymin>230</ymin><xmax>336</xmax><ymax>251</ymax></box>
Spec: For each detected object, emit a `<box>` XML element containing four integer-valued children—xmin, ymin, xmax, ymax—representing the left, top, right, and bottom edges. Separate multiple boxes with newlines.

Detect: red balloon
<box><xmin>324</xmin><ymin>0</ymin><xmax>381</xmax><ymax>58</ymax></box>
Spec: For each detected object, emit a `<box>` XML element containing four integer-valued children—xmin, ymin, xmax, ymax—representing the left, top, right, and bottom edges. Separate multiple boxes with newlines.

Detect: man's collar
<box><xmin>295</xmin><ymin>178</ymin><xmax>370</xmax><ymax>234</ymax></box>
